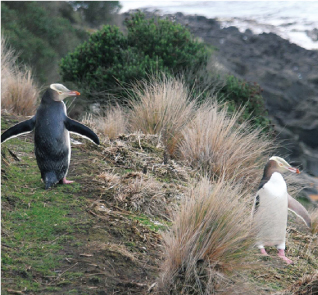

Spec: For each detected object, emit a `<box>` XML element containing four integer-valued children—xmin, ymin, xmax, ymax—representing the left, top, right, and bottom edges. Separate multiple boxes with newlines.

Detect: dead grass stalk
<box><xmin>310</xmin><ymin>209</ymin><xmax>318</xmax><ymax>235</ymax></box>
<box><xmin>1</xmin><ymin>36</ymin><xmax>39</xmax><ymax>115</ymax></box>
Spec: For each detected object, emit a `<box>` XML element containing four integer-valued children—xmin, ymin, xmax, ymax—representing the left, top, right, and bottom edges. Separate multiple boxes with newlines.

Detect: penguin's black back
<box><xmin>34</xmin><ymin>89</ymin><xmax>70</xmax><ymax>187</ymax></box>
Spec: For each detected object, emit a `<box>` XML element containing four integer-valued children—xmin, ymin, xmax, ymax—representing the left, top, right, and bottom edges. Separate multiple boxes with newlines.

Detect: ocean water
<box><xmin>120</xmin><ymin>1</ymin><xmax>318</xmax><ymax>50</ymax></box>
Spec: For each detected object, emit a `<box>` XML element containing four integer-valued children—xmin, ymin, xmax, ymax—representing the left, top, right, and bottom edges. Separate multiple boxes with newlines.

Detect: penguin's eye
<box><xmin>57</xmin><ymin>91</ymin><xmax>62</xmax><ymax>95</ymax></box>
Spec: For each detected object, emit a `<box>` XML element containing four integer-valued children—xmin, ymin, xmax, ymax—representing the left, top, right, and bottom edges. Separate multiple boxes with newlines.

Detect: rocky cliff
<box><xmin>127</xmin><ymin>11</ymin><xmax>317</xmax><ymax>199</ymax></box>
<box><xmin>169</xmin><ymin>13</ymin><xmax>318</xmax><ymax>177</ymax></box>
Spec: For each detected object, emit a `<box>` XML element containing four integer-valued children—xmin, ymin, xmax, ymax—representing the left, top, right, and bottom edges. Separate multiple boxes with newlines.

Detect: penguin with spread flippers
<box><xmin>252</xmin><ymin>156</ymin><xmax>311</xmax><ymax>264</ymax></box>
<box><xmin>1</xmin><ymin>84</ymin><xmax>100</xmax><ymax>189</ymax></box>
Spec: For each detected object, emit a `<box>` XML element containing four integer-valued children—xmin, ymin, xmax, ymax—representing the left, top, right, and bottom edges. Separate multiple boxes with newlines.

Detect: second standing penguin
<box><xmin>252</xmin><ymin>156</ymin><xmax>311</xmax><ymax>264</ymax></box>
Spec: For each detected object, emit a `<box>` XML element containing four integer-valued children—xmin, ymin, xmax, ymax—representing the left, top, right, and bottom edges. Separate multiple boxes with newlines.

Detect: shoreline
<box><xmin>121</xmin><ymin>1</ymin><xmax>318</xmax><ymax>50</ymax></box>
<box><xmin>122</xmin><ymin>10</ymin><xmax>318</xmax><ymax>195</ymax></box>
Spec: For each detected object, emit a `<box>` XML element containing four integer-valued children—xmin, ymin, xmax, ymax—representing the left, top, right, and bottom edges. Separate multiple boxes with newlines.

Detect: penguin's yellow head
<box><xmin>50</xmin><ymin>84</ymin><xmax>80</xmax><ymax>101</ymax></box>
<box><xmin>269</xmin><ymin>156</ymin><xmax>300</xmax><ymax>174</ymax></box>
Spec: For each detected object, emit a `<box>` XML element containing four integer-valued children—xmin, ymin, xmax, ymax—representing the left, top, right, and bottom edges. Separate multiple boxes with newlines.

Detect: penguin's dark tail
<box><xmin>44</xmin><ymin>171</ymin><xmax>58</xmax><ymax>190</ymax></box>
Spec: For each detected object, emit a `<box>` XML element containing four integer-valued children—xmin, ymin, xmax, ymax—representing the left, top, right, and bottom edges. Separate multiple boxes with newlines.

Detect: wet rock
<box><xmin>306</xmin><ymin>28</ymin><xmax>318</xmax><ymax>42</ymax></box>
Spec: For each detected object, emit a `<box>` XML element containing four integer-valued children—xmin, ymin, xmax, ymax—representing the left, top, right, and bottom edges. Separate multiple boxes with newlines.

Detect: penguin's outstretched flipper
<box><xmin>65</xmin><ymin>118</ymin><xmax>100</xmax><ymax>145</ymax></box>
<box><xmin>1</xmin><ymin>116</ymin><xmax>36</xmax><ymax>143</ymax></box>
<box><xmin>288</xmin><ymin>194</ymin><xmax>311</xmax><ymax>228</ymax></box>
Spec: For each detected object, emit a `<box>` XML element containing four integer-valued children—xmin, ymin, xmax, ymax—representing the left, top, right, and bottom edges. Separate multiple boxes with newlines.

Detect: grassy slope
<box><xmin>1</xmin><ymin>114</ymin><xmax>317</xmax><ymax>295</ymax></box>
<box><xmin>1</xmin><ymin>114</ymin><xmax>172</xmax><ymax>294</ymax></box>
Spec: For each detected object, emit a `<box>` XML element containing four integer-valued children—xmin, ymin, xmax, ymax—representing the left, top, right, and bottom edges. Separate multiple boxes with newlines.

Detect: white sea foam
<box><xmin>120</xmin><ymin>1</ymin><xmax>318</xmax><ymax>50</ymax></box>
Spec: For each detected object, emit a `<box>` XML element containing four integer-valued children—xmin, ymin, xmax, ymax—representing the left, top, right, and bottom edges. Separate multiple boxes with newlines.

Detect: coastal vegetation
<box><xmin>1</xmin><ymin>37</ymin><xmax>40</xmax><ymax>116</ymax></box>
<box><xmin>60</xmin><ymin>12</ymin><xmax>207</xmax><ymax>103</ymax></box>
<box><xmin>1</xmin><ymin>1</ymin><xmax>121</xmax><ymax>83</ymax></box>
<box><xmin>1</xmin><ymin>3</ymin><xmax>317</xmax><ymax>295</ymax></box>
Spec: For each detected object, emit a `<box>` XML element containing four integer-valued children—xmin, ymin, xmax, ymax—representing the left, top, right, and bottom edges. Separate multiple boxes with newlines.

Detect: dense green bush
<box><xmin>125</xmin><ymin>13</ymin><xmax>207</xmax><ymax>73</ymax></box>
<box><xmin>60</xmin><ymin>25</ymin><xmax>158</xmax><ymax>92</ymax></box>
<box><xmin>60</xmin><ymin>12</ymin><xmax>207</xmax><ymax>102</ymax></box>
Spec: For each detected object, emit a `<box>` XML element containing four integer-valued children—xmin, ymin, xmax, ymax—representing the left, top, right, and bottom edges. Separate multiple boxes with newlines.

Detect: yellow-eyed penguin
<box><xmin>252</xmin><ymin>156</ymin><xmax>311</xmax><ymax>264</ymax></box>
<box><xmin>1</xmin><ymin>84</ymin><xmax>100</xmax><ymax>189</ymax></box>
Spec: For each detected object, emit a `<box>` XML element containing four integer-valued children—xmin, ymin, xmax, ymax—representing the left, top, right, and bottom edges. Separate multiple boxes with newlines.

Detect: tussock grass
<box><xmin>1</xmin><ymin>36</ymin><xmax>39</xmax><ymax>115</ymax></box>
<box><xmin>82</xmin><ymin>104</ymin><xmax>128</xmax><ymax>141</ymax></box>
<box><xmin>158</xmin><ymin>178</ymin><xmax>255</xmax><ymax>294</ymax></box>
<box><xmin>129</xmin><ymin>75</ymin><xmax>197</xmax><ymax>156</ymax></box>
<box><xmin>310</xmin><ymin>209</ymin><xmax>318</xmax><ymax>235</ymax></box>
<box><xmin>179</xmin><ymin>102</ymin><xmax>273</xmax><ymax>191</ymax></box>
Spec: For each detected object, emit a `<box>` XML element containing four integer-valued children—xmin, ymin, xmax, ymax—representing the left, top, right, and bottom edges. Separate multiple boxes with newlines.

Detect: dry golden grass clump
<box><xmin>129</xmin><ymin>75</ymin><xmax>197</xmax><ymax>156</ymax></box>
<box><xmin>1</xmin><ymin>36</ymin><xmax>39</xmax><ymax>115</ymax></box>
<box><xmin>158</xmin><ymin>178</ymin><xmax>255</xmax><ymax>294</ymax></box>
<box><xmin>310</xmin><ymin>208</ymin><xmax>318</xmax><ymax>235</ymax></box>
<box><xmin>82</xmin><ymin>104</ymin><xmax>128</xmax><ymax>141</ymax></box>
<box><xmin>179</xmin><ymin>102</ymin><xmax>273</xmax><ymax>191</ymax></box>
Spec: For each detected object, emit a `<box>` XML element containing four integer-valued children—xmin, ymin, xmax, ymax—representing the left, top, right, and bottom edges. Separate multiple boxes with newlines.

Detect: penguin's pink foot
<box><xmin>60</xmin><ymin>178</ymin><xmax>74</xmax><ymax>184</ymax></box>
<box><xmin>278</xmin><ymin>249</ymin><xmax>293</xmax><ymax>264</ymax></box>
<box><xmin>260</xmin><ymin>248</ymin><xmax>269</xmax><ymax>256</ymax></box>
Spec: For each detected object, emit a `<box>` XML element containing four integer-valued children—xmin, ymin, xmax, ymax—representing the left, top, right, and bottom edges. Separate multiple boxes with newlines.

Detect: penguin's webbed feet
<box><xmin>260</xmin><ymin>248</ymin><xmax>269</xmax><ymax>256</ymax></box>
<box><xmin>59</xmin><ymin>178</ymin><xmax>74</xmax><ymax>185</ymax></box>
<box><xmin>277</xmin><ymin>249</ymin><xmax>293</xmax><ymax>264</ymax></box>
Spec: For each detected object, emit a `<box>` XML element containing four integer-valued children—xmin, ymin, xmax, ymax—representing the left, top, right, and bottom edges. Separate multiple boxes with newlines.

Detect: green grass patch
<box><xmin>1</xmin><ymin>138</ymin><xmax>85</xmax><ymax>292</ymax></box>
<box><xmin>1</xmin><ymin>116</ymin><xmax>19</xmax><ymax>130</ymax></box>
<box><xmin>129</xmin><ymin>213</ymin><xmax>170</xmax><ymax>232</ymax></box>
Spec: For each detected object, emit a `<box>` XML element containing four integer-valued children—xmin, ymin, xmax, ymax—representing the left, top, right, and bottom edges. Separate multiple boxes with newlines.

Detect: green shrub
<box><xmin>220</xmin><ymin>75</ymin><xmax>271</xmax><ymax>130</ymax></box>
<box><xmin>60</xmin><ymin>12</ymin><xmax>207</xmax><ymax>102</ymax></box>
<box><xmin>60</xmin><ymin>25</ymin><xmax>153</xmax><ymax>92</ymax></box>
<box><xmin>125</xmin><ymin>12</ymin><xmax>207</xmax><ymax>73</ymax></box>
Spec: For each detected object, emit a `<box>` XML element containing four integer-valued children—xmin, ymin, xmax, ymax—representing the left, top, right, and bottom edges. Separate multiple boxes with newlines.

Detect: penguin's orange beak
<box><xmin>288</xmin><ymin>167</ymin><xmax>300</xmax><ymax>174</ymax></box>
<box><xmin>68</xmin><ymin>91</ymin><xmax>80</xmax><ymax>96</ymax></box>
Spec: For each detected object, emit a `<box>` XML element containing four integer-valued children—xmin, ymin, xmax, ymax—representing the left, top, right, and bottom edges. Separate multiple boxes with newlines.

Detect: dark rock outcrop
<box><xmin>123</xmin><ymin>10</ymin><xmax>318</xmax><ymax>198</ymax></box>
<box><xmin>170</xmin><ymin>13</ymin><xmax>318</xmax><ymax>179</ymax></box>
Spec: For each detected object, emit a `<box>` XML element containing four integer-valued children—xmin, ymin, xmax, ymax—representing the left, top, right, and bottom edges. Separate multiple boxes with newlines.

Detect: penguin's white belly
<box><xmin>65</xmin><ymin>130</ymin><xmax>71</xmax><ymax>172</ymax></box>
<box><xmin>255</xmin><ymin>172</ymin><xmax>288</xmax><ymax>247</ymax></box>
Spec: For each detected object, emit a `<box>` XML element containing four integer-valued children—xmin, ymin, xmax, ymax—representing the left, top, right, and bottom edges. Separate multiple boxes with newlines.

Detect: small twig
<box><xmin>88</xmin><ymin>209</ymin><xmax>98</xmax><ymax>217</ymax></box>
<box><xmin>47</xmin><ymin>262</ymin><xmax>78</xmax><ymax>285</ymax></box>
<box><xmin>87</xmin><ymin>210</ymin><xmax>109</xmax><ymax>221</ymax></box>
<box><xmin>2</xmin><ymin>157</ymin><xmax>10</xmax><ymax>166</ymax></box>
<box><xmin>7</xmin><ymin>289</ymin><xmax>24</xmax><ymax>294</ymax></box>
<box><xmin>138</xmin><ymin>134</ymin><xmax>143</xmax><ymax>151</ymax></box>
<box><xmin>88</xmin><ymin>198</ymin><xmax>103</xmax><ymax>209</ymax></box>
<box><xmin>46</xmin><ymin>233</ymin><xmax>66</xmax><ymax>245</ymax></box>
<box><xmin>8</xmin><ymin>149</ymin><xmax>20</xmax><ymax>161</ymax></box>
<box><xmin>80</xmin><ymin>253</ymin><xmax>93</xmax><ymax>257</ymax></box>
